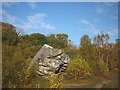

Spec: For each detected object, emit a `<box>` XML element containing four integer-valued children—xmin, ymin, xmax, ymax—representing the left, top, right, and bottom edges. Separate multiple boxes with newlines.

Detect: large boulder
<box><xmin>29</xmin><ymin>44</ymin><xmax>70</xmax><ymax>75</ymax></box>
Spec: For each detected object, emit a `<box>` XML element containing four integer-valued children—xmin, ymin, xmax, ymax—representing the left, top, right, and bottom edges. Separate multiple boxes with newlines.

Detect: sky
<box><xmin>2</xmin><ymin>2</ymin><xmax>118</xmax><ymax>46</ymax></box>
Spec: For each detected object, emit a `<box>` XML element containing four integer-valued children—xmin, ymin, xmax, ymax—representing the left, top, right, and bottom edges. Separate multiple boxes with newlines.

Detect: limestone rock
<box><xmin>29</xmin><ymin>44</ymin><xmax>70</xmax><ymax>75</ymax></box>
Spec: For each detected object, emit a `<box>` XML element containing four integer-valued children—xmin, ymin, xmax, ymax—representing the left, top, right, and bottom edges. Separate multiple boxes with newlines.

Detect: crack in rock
<box><xmin>29</xmin><ymin>44</ymin><xmax>70</xmax><ymax>76</ymax></box>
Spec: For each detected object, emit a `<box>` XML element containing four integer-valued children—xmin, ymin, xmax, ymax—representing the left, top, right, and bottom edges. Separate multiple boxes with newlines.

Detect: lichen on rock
<box><xmin>29</xmin><ymin>44</ymin><xmax>70</xmax><ymax>75</ymax></box>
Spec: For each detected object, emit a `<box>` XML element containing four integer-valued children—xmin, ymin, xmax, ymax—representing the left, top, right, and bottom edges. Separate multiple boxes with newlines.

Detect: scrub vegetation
<box><xmin>2</xmin><ymin>22</ymin><xmax>119</xmax><ymax>88</ymax></box>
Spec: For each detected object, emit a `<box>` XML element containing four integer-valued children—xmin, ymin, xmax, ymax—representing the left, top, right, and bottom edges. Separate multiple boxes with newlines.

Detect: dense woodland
<box><xmin>2</xmin><ymin>22</ymin><xmax>119</xmax><ymax>88</ymax></box>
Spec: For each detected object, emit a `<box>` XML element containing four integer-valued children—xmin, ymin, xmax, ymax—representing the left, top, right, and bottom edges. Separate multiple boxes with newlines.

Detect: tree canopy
<box><xmin>2</xmin><ymin>22</ymin><xmax>119</xmax><ymax>88</ymax></box>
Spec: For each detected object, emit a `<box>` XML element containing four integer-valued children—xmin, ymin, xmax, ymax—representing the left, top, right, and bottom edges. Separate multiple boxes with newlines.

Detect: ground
<box><xmin>27</xmin><ymin>69</ymin><xmax>118</xmax><ymax>88</ymax></box>
<box><xmin>62</xmin><ymin>70</ymin><xmax>118</xmax><ymax>88</ymax></box>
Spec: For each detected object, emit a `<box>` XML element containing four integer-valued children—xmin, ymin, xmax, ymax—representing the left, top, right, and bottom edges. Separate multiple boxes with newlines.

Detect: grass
<box><xmin>25</xmin><ymin>71</ymin><xmax>115</xmax><ymax>88</ymax></box>
<box><xmin>102</xmin><ymin>82</ymin><xmax>114</xmax><ymax>88</ymax></box>
<box><xmin>3</xmin><ymin>67</ymin><xmax>117</xmax><ymax>88</ymax></box>
<box><xmin>105</xmin><ymin>70</ymin><xmax>118</xmax><ymax>88</ymax></box>
<box><xmin>8</xmin><ymin>69</ymin><xmax>117</xmax><ymax>88</ymax></box>
<box><xmin>61</xmin><ymin>75</ymin><xmax>107</xmax><ymax>88</ymax></box>
<box><xmin>79</xmin><ymin>76</ymin><xmax>105</xmax><ymax>88</ymax></box>
<box><xmin>62</xmin><ymin>78</ymin><xmax>91</xmax><ymax>84</ymax></box>
<box><xmin>25</xmin><ymin>74</ymin><xmax>50</xmax><ymax>88</ymax></box>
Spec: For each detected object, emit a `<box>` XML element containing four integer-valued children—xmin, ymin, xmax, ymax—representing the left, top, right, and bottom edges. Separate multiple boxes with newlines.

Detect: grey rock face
<box><xmin>29</xmin><ymin>44</ymin><xmax>70</xmax><ymax>75</ymax></box>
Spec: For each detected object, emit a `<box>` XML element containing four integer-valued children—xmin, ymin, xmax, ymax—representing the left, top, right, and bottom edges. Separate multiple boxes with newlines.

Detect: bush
<box><xmin>64</xmin><ymin>47</ymin><xmax>79</xmax><ymax>60</ymax></box>
<box><xmin>88</xmin><ymin>60</ymin><xmax>98</xmax><ymax>72</ymax></box>
<box><xmin>64</xmin><ymin>58</ymin><xmax>91</xmax><ymax>80</ymax></box>
<box><xmin>97</xmin><ymin>59</ymin><xmax>109</xmax><ymax>74</ymax></box>
<box><xmin>2</xmin><ymin>44</ymin><xmax>39</xmax><ymax>88</ymax></box>
<box><xmin>49</xmin><ymin>75</ymin><xmax>63</xmax><ymax>88</ymax></box>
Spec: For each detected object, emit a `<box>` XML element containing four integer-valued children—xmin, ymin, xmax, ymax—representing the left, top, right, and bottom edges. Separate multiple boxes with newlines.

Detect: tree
<box><xmin>93</xmin><ymin>32</ymin><xmax>109</xmax><ymax>47</ymax></box>
<box><xmin>79</xmin><ymin>35</ymin><xmax>92</xmax><ymax>61</ymax></box>
<box><xmin>93</xmin><ymin>32</ymin><xmax>109</xmax><ymax>60</ymax></box>
<box><xmin>46</xmin><ymin>34</ymin><xmax>57</xmax><ymax>48</ymax></box>
<box><xmin>2</xmin><ymin>22</ymin><xmax>19</xmax><ymax>45</ymax></box>
<box><xmin>103</xmin><ymin>42</ymin><xmax>118</xmax><ymax>70</ymax></box>
<box><xmin>56</xmin><ymin>33</ymin><xmax>69</xmax><ymax>48</ymax></box>
<box><xmin>80</xmin><ymin>34</ymin><xmax>91</xmax><ymax>47</ymax></box>
<box><xmin>19</xmin><ymin>33</ymin><xmax>47</xmax><ymax>46</ymax></box>
<box><xmin>29</xmin><ymin>33</ymin><xmax>47</xmax><ymax>46</ymax></box>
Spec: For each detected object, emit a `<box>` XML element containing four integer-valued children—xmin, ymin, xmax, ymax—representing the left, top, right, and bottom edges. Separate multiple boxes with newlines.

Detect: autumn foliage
<box><xmin>2</xmin><ymin>22</ymin><xmax>119</xmax><ymax>88</ymax></box>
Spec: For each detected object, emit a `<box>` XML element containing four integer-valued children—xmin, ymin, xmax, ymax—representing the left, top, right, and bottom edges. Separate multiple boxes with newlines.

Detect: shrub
<box><xmin>64</xmin><ymin>47</ymin><xmax>80</xmax><ymax>60</ymax></box>
<box><xmin>49</xmin><ymin>75</ymin><xmax>63</xmax><ymax>88</ymax></box>
<box><xmin>2</xmin><ymin>44</ymin><xmax>39</xmax><ymax>88</ymax></box>
<box><xmin>88</xmin><ymin>60</ymin><xmax>98</xmax><ymax>72</ymax></box>
<box><xmin>64</xmin><ymin>58</ymin><xmax>91</xmax><ymax>80</ymax></box>
<box><xmin>97</xmin><ymin>59</ymin><xmax>109</xmax><ymax>74</ymax></box>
